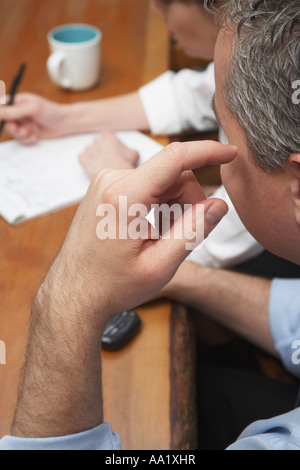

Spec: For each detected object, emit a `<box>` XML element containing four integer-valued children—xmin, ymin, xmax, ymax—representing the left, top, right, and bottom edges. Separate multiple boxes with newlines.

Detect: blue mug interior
<box><xmin>52</xmin><ymin>25</ymin><xmax>97</xmax><ymax>43</ymax></box>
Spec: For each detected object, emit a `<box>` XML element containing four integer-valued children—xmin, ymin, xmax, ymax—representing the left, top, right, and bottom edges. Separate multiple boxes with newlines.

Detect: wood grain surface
<box><xmin>0</xmin><ymin>0</ymin><xmax>197</xmax><ymax>450</ymax></box>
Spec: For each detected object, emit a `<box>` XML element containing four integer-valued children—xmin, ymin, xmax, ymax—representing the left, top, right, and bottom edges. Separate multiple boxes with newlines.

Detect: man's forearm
<box><xmin>165</xmin><ymin>262</ymin><xmax>274</xmax><ymax>355</ymax></box>
<box><xmin>60</xmin><ymin>91</ymin><xmax>150</xmax><ymax>135</ymax></box>
<box><xmin>11</xmin><ymin>258</ymin><xmax>107</xmax><ymax>438</ymax></box>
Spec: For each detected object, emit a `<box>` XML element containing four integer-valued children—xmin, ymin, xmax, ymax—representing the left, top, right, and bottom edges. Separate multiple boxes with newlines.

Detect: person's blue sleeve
<box><xmin>0</xmin><ymin>422</ymin><xmax>121</xmax><ymax>450</ymax></box>
<box><xmin>269</xmin><ymin>278</ymin><xmax>300</xmax><ymax>378</ymax></box>
<box><xmin>227</xmin><ymin>278</ymin><xmax>300</xmax><ymax>450</ymax></box>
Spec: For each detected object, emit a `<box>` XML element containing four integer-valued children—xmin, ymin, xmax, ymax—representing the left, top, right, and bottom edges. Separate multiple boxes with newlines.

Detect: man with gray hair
<box><xmin>0</xmin><ymin>0</ymin><xmax>300</xmax><ymax>450</ymax></box>
<box><xmin>156</xmin><ymin>0</ymin><xmax>300</xmax><ymax>448</ymax></box>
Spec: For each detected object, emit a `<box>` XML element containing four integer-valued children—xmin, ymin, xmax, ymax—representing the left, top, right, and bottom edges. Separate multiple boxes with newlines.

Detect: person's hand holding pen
<box><xmin>0</xmin><ymin>64</ymin><xmax>78</xmax><ymax>143</ymax></box>
<box><xmin>0</xmin><ymin>91</ymin><xmax>70</xmax><ymax>143</ymax></box>
<box><xmin>12</xmin><ymin>140</ymin><xmax>236</xmax><ymax>438</ymax></box>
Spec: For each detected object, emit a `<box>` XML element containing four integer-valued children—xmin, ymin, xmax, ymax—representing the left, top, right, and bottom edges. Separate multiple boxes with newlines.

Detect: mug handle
<box><xmin>47</xmin><ymin>51</ymin><xmax>72</xmax><ymax>89</ymax></box>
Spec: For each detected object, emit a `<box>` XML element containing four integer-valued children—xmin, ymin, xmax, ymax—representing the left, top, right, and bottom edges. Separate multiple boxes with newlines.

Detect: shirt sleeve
<box><xmin>269</xmin><ymin>278</ymin><xmax>300</xmax><ymax>378</ymax></box>
<box><xmin>227</xmin><ymin>408</ymin><xmax>300</xmax><ymax>450</ymax></box>
<box><xmin>225</xmin><ymin>279</ymin><xmax>300</xmax><ymax>450</ymax></box>
<box><xmin>138</xmin><ymin>63</ymin><xmax>217</xmax><ymax>135</ymax></box>
<box><xmin>0</xmin><ymin>422</ymin><xmax>121</xmax><ymax>450</ymax></box>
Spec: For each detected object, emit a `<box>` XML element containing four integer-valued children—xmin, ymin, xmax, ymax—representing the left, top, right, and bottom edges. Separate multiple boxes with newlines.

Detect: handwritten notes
<box><xmin>0</xmin><ymin>132</ymin><xmax>163</xmax><ymax>225</ymax></box>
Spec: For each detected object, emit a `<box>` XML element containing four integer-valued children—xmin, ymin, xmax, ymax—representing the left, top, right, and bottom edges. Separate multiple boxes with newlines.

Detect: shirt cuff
<box><xmin>0</xmin><ymin>422</ymin><xmax>121</xmax><ymax>450</ymax></box>
<box><xmin>227</xmin><ymin>407</ymin><xmax>300</xmax><ymax>450</ymax></box>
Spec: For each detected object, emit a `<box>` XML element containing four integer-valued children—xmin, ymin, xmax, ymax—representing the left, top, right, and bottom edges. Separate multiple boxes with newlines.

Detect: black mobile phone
<box><xmin>101</xmin><ymin>310</ymin><xmax>141</xmax><ymax>351</ymax></box>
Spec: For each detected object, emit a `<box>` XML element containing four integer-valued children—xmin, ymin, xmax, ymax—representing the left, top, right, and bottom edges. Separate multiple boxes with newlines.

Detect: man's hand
<box><xmin>58</xmin><ymin>140</ymin><xmax>237</xmax><ymax>322</ymax></box>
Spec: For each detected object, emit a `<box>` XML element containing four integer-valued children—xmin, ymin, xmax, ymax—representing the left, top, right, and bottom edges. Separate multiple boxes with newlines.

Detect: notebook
<box><xmin>0</xmin><ymin>131</ymin><xmax>163</xmax><ymax>225</ymax></box>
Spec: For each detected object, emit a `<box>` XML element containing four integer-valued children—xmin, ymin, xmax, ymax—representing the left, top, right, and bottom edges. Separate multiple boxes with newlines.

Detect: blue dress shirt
<box><xmin>1</xmin><ymin>278</ymin><xmax>300</xmax><ymax>450</ymax></box>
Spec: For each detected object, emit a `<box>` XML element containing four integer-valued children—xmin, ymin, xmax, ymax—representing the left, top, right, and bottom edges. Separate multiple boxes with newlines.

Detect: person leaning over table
<box><xmin>0</xmin><ymin>0</ymin><xmax>265</xmax><ymax>271</ymax></box>
<box><xmin>1</xmin><ymin>0</ymin><xmax>300</xmax><ymax>450</ymax></box>
<box><xmin>75</xmin><ymin>0</ymin><xmax>300</xmax><ymax>376</ymax></box>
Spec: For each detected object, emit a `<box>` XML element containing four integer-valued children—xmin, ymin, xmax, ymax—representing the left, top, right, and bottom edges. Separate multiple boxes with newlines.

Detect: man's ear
<box><xmin>289</xmin><ymin>153</ymin><xmax>300</xmax><ymax>225</ymax></box>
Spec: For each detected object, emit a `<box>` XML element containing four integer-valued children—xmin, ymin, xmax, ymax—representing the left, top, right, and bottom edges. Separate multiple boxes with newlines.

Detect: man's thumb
<box><xmin>204</xmin><ymin>199</ymin><xmax>229</xmax><ymax>228</ymax></box>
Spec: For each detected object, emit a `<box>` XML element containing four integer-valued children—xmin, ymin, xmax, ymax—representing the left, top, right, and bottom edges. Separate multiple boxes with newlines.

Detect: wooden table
<box><xmin>0</xmin><ymin>0</ymin><xmax>197</xmax><ymax>450</ymax></box>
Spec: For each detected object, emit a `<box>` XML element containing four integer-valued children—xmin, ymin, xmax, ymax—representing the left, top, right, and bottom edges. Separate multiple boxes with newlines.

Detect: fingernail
<box><xmin>205</xmin><ymin>202</ymin><xmax>228</xmax><ymax>226</ymax></box>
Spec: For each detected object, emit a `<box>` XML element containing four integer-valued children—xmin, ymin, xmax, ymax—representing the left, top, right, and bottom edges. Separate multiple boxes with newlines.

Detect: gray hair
<box><xmin>205</xmin><ymin>0</ymin><xmax>300</xmax><ymax>173</ymax></box>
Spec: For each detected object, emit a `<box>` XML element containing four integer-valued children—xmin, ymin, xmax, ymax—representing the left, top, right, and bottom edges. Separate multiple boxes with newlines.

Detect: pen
<box><xmin>0</xmin><ymin>63</ymin><xmax>26</xmax><ymax>137</ymax></box>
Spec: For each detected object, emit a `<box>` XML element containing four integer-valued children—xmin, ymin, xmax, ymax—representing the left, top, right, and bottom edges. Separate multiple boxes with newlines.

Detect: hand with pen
<box><xmin>0</xmin><ymin>63</ymin><xmax>88</xmax><ymax>143</ymax></box>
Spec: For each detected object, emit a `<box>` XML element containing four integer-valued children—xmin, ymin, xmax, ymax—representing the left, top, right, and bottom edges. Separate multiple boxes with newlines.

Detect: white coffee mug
<box><xmin>47</xmin><ymin>23</ymin><xmax>102</xmax><ymax>91</ymax></box>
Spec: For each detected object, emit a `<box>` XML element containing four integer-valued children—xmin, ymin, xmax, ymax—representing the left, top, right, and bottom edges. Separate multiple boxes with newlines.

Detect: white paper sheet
<box><xmin>0</xmin><ymin>131</ymin><xmax>163</xmax><ymax>225</ymax></box>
